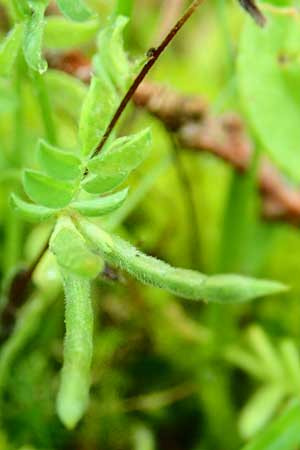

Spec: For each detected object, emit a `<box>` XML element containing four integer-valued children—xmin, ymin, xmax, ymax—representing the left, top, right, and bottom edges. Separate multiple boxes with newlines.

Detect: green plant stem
<box><xmin>14</xmin><ymin>64</ymin><xmax>23</xmax><ymax>166</ymax></box>
<box><xmin>33</xmin><ymin>72</ymin><xmax>57</xmax><ymax>145</ymax></box>
<box><xmin>171</xmin><ymin>137</ymin><xmax>202</xmax><ymax>270</ymax></box>
<box><xmin>217</xmin><ymin>150</ymin><xmax>259</xmax><ymax>273</ymax></box>
<box><xmin>3</xmin><ymin>64</ymin><xmax>24</xmax><ymax>276</ymax></box>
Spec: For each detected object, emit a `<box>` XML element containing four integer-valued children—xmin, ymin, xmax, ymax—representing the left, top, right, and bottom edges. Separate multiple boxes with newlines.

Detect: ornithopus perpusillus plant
<box><xmin>1</xmin><ymin>0</ymin><xmax>286</xmax><ymax>430</ymax></box>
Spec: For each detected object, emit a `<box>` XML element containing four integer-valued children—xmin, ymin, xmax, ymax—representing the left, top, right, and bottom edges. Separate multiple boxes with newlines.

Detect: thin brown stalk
<box><xmin>91</xmin><ymin>0</ymin><xmax>205</xmax><ymax>159</ymax></box>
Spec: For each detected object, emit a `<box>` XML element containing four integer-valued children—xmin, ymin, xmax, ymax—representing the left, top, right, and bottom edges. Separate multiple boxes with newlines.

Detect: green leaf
<box><xmin>79</xmin><ymin>74</ymin><xmax>119</xmax><ymax>157</ymax></box>
<box><xmin>0</xmin><ymin>24</ymin><xmax>24</xmax><ymax>78</ymax></box>
<box><xmin>56</xmin><ymin>0</ymin><xmax>94</xmax><ymax>22</ymax></box>
<box><xmin>239</xmin><ymin>384</ymin><xmax>285</xmax><ymax>439</ymax></box>
<box><xmin>78</xmin><ymin>219</ymin><xmax>287</xmax><ymax>303</ymax></box>
<box><xmin>23</xmin><ymin>1</ymin><xmax>48</xmax><ymax>73</ymax></box>
<box><xmin>71</xmin><ymin>188</ymin><xmax>128</xmax><ymax>217</ymax></box>
<box><xmin>241</xmin><ymin>400</ymin><xmax>300</xmax><ymax>450</ymax></box>
<box><xmin>10</xmin><ymin>193</ymin><xmax>57</xmax><ymax>222</ymax></box>
<box><xmin>94</xmin><ymin>16</ymin><xmax>131</xmax><ymax>91</ymax></box>
<box><xmin>50</xmin><ymin>216</ymin><xmax>103</xmax><ymax>279</ymax></box>
<box><xmin>37</xmin><ymin>139</ymin><xmax>82</xmax><ymax>181</ymax></box>
<box><xmin>82</xmin><ymin>172</ymin><xmax>128</xmax><ymax>195</ymax></box>
<box><xmin>238</xmin><ymin>14</ymin><xmax>300</xmax><ymax>182</ymax></box>
<box><xmin>44</xmin><ymin>69</ymin><xmax>88</xmax><ymax>121</ymax></box>
<box><xmin>88</xmin><ymin>128</ymin><xmax>152</xmax><ymax>175</ymax></box>
<box><xmin>23</xmin><ymin>169</ymin><xmax>77</xmax><ymax>208</ymax></box>
<box><xmin>279</xmin><ymin>340</ymin><xmax>300</xmax><ymax>392</ymax></box>
<box><xmin>44</xmin><ymin>17</ymin><xmax>99</xmax><ymax>50</ymax></box>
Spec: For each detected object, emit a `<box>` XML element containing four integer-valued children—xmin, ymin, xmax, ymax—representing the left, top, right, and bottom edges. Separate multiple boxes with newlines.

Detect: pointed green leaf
<box><xmin>50</xmin><ymin>216</ymin><xmax>103</xmax><ymax>279</ymax></box>
<box><xmin>23</xmin><ymin>170</ymin><xmax>77</xmax><ymax>208</ymax></box>
<box><xmin>0</xmin><ymin>24</ymin><xmax>24</xmax><ymax>78</ymax></box>
<box><xmin>239</xmin><ymin>14</ymin><xmax>300</xmax><ymax>182</ymax></box>
<box><xmin>78</xmin><ymin>219</ymin><xmax>287</xmax><ymax>303</ymax></box>
<box><xmin>23</xmin><ymin>1</ymin><xmax>48</xmax><ymax>73</ymax></box>
<box><xmin>88</xmin><ymin>128</ymin><xmax>152</xmax><ymax>176</ymax></box>
<box><xmin>279</xmin><ymin>340</ymin><xmax>300</xmax><ymax>391</ymax></box>
<box><xmin>56</xmin><ymin>0</ymin><xmax>94</xmax><ymax>22</ymax></box>
<box><xmin>71</xmin><ymin>188</ymin><xmax>128</xmax><ymax>217</ymax></box>
<box><xmin>10</xmin><ymin>193</ymin><xmax>57</xmax><ymax>222</ymax></box>
<box><xmin>241</xmin><ymin>400</ymin><xmax>300</xmax><ymax>450</ymax></box>
<box><xmin>239</xmin><ymin>384</ymin><xmax>285</xmax><ymax>439</ymax></box>
<box><xmin>82</xmin><ymin>172</ymin><xmax>128</xmax><ymax>194</ymax></box>
<box><xmin>37</xmin><ymin>140</ymin><xmax>82</xmax><ymax>181</ymax></box>
<box><xmin>44</xmin><ymin>17</ymin><xmax>99</xmax><ymax>50</ymax></box>
<box><xmin>94</xmin><ymin>16</ymin><xmax>131</xmax><ymax>91</ymax></box>
<box><xmin>79</xmin><ymin>73</ymin><xmax>119</xmax><ymax>157</ymax></box>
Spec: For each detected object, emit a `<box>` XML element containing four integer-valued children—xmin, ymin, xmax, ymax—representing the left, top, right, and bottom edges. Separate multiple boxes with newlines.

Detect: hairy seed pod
<box><xmin>56</xmin><ymin>269</ymin><xmax>93</xmax><ymax>429</ymax></box>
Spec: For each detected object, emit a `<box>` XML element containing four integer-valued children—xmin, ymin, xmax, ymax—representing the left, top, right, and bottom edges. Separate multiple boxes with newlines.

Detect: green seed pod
<box><xmin>56</xmin><ymin>269</ymin><xmax>93</xmax><ymax>429</ymax></box>
<box><xmin>78</xmin><ymin>218</ymin><xmax>287</xmax><ymax>304</ymax></box>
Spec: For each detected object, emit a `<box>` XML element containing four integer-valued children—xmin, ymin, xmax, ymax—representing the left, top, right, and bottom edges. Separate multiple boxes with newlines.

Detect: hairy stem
<box><xmin>56</xmin><ymin>270</ymin><xmax>93</xmax><ymax>429</ymax></box>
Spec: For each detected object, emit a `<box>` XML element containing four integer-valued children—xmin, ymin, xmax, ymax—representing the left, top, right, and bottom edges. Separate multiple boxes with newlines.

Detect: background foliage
<box><xmin>0</xmin><ymin>0</ymin><xmax>300</xmax><ymax>449</ymax></box>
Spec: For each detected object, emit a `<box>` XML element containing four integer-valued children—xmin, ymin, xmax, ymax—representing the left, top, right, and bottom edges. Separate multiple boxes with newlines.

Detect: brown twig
<box><xmin>91</xmin><ymin>0</ymin><xmax>205</xmax><ymax>158</ymax></box>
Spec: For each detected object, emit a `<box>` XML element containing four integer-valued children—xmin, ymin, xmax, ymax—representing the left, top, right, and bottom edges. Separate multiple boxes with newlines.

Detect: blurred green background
<box><xmin>1</xmin><ymin>0</ymin><xmax>300</xmax><ymax>449</ymax></box>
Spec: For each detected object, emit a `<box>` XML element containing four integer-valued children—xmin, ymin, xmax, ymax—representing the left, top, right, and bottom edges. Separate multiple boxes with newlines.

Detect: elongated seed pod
<box><xmin>56</xmin><ymin>269</ymin><xmax>93</xmax><ymax>429</ymax></box>
<box><xmin>77</xmin><ymin>218</ymin><xmax>286</xmax><ymax>304</ymax></box>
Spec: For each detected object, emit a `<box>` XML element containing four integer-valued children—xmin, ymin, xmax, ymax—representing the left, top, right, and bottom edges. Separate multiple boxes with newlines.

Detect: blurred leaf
<box><xmin>239</xmin><ymin>384</ymin><xmax>285</xmax><ymax>439</ymax></box>
<box><xmin>50</xmin><ymin>216</ymin><xmax>104</xmax><ymax>278</ymax></box>
<box><xmin>10</xmin><ymin>193</ymin><xmax>57</xmax><ymax>222</ymax></box>
<box><xmin>246</xmin><ymin>326</ymin><xmax>284</xmax><ymax>380</ymax></box>
<box><xmin>71</xmin><ymin>188</ymin><xmax>128</xmax><ymax>217</ymax></box>
<box><xmin>78</xmin><ymin>219</ymin><xmax>287</xmax><ymax>303</ymax></box>
<box><xmin>56</xmin><ymin>0</ymin><xmax>94</xmax><ymax>22</ymax></box>
<box><xmin>133</xmin><ymin>424</ymin><xmax>156</xmax><ymax>450</ymax></box>
<box><xmin>23</xmin><ymin>169</ymin><xmax>77</xmax><ymax>208</ymax></box>
<box><xmin>241</xmin><ymin>400</ymin><xmax>300</xmax><ymax>450</ymax></box>
<box><xmin>37</xmin><ymin>139</ymin><xmax>82</xmax><ymax>181</ymax></box>
<box><xmin>23</xmin><ymin>1</ymin><xmax>48</xmax><ymax>73</ymax></box>
<box><xmin>0</xmin><ymin>24</ymin><xmax>24</xmax><ymax>78</ymax></box>
<box><xmin>238</xmin><ymin>14</ymin><xmax>300</xmax><ymax>182</ymax></box>
<box><xmin>88</xmin><ymin>128</ymin><xmax>152</xmax><ymax>175</ymax></box>
<box><xmin>95</xmin><ymin>16</ymin><xmax>131</xmax><ymax>91</ymax></box>
<box><xmin>44</xmin><ymin>69</ymin><xmax>88</xmax><ymax>120</ymax></box>
<box><xmin>79</xmin><ymin>73</ymin><xmax>119</xmax><ymax>157</ymax></box>
<box><xmin>279</xmin><ymin>340</ymin><xmax>300</xmax><ymax>392</ymax></box>
<box><xmin>44</xmin><ymin>17</ymin><xmax>99</xmax><ymax>49</ymax></box>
